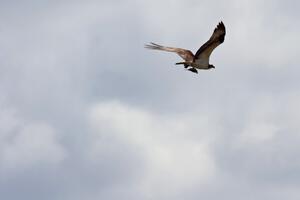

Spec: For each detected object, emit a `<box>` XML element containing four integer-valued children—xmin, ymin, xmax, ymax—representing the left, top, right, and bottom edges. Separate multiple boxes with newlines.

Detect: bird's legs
<box><xmin>175</xmin><ymin>62</ymin><xmax>198</xmax><ymax>73</ymax></box>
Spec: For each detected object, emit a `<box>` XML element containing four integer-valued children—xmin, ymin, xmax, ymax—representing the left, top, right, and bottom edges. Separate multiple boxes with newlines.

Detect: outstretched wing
<box><xmin>145</xmin><ymin>42</ymin><xmax>194</xmax><ymax>62</ymax></box>
<box><xmin>194</xmin><ymin>22</ymin><xmax>226</xmax><ymax>63</ymax></box>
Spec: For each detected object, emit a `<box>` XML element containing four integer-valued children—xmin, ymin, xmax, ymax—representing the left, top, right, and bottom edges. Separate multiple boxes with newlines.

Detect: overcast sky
<box><xmin>0</xmin><ymin>0</ymin><xmax>300</xmax><ymax>200</ymax></box>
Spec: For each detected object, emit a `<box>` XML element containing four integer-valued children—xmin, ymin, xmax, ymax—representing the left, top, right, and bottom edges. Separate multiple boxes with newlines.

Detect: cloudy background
<box><xmin>0</xmin><ymin>0</ymin><xmax>300</xmax><ymax>199</ymax></box>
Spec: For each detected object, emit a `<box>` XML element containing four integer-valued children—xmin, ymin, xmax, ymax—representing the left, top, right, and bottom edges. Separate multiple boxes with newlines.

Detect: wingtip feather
<box><xmin>144</xmin><ymin>42</ymin><xmax>166</xmax><ymax>50</ymax></box>
<box><xmin>218</xmin><ymin>21</ymin><xmax>225</xmax><ymax>30</ymax></box>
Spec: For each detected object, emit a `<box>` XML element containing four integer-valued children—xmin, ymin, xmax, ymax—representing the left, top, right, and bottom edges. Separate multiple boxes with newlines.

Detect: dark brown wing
<box><xmin>194</xmin><ymin>22</ymin><xmax>226</xmax><ymax>62</ymax></box>
<box><xmin>145</xmin><ymin>42</ymin><xmax>194</xmax><ymax>62</ymax></box>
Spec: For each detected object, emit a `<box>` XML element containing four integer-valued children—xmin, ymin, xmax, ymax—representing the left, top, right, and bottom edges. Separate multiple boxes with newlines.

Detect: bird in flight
<box><xmin>145</xmin><ymin>21</ymin><xmax>226</xmax><ymax>73</ymax></box>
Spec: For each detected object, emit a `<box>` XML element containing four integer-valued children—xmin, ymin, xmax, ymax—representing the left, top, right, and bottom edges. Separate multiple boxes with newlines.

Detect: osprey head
<box><xmin>209</xmin><ymin>64</ymin><xmax>215</xmax><ymax>69</ymax></box>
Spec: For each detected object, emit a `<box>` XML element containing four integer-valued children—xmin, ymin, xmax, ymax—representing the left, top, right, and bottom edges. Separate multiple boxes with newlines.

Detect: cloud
<box><xmin>215</xmin><ymin>93</ymin><xmax>300</xmax><ymax>185</ymax></box>
<box><xmin>0</xmin><ymin>102</ymin><xmax>66</xmax><ymax>172</ymax></box>
<box><xmin>89</xmin><ymin>100</ymin><xmax>217</xmax><ymax>198</ymax></box>
<box><xmin>0</xmin><ymin>0</ymin><xmax>300</xmax><ymax>199</ymax></box>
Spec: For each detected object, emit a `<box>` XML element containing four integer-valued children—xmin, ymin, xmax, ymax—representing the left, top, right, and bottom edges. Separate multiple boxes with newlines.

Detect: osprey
<box><xmin>145</xmin><ymin>21</ymin><xmax>226</xmax><ymax>73</ymax></box>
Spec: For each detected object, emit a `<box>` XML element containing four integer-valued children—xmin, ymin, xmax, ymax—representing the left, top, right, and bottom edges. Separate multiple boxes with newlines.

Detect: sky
<box><xmin>0</xmin><ymin>0</ymin><xmax>300</xmax><ymax>200</ymax></box>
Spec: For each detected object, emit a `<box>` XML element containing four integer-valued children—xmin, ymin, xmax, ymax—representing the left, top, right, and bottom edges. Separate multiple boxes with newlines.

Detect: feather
<box><xmin>194</xmin><ymin>21</ymin><xmax>226</xmax><ymax>64</ymax></box>
<box><xmin>145</xmin><ymin>42</ymin><xmax>194</xmax><ymax>62</ymax></box>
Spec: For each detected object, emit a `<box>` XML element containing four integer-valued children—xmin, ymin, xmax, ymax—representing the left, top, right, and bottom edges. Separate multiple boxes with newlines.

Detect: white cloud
<box><xmin>240</xmin><ymin>122</ymin><xmax>277</xmax><ymax>144</ymax></box>
<box><xmin>0</xmin><ymin>104</ymin><xmax>66</xmax><ymax>172</ymax></box>
<box><xmin>238</xmin><ymin>96</ymin><xmax>279</xmax><ymax>144</ymax></box>
<box><xmin>0</xmin><ymin>0</ymin><xmax>300</xmax><ymax>199</ymax></box>
<box><xmin>89</xmin><ymin>100</ymin><xmax>217</xmax><ymax>197</ymax></box>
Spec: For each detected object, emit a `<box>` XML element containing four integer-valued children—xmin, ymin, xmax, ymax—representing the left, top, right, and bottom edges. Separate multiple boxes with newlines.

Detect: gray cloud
<box><xmin>0</xmin><ymin>0</ymin><xmax>300</xmax><ymax>200</ymax></box>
